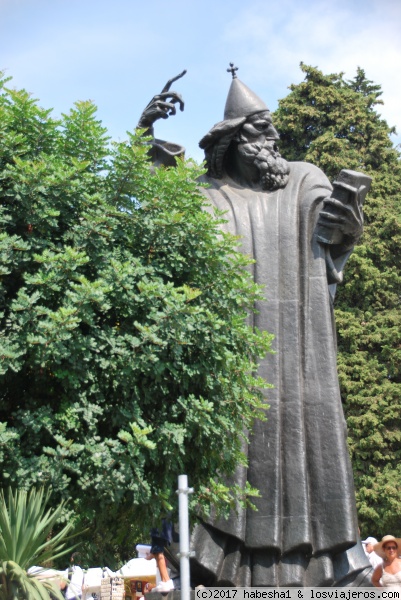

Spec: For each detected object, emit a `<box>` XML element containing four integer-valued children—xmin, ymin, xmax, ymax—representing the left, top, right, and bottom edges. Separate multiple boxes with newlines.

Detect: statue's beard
<box><xmin>237</xmin><ymin>141</ymin><xmax>290</xmax><ymax>191</ymax></box>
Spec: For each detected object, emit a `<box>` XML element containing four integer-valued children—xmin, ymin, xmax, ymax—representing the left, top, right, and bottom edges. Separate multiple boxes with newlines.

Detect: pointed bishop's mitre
<box><xmin>224</xmin><ymin>76</ymin><xmax>269</xmax><ymax>120</ymax></box>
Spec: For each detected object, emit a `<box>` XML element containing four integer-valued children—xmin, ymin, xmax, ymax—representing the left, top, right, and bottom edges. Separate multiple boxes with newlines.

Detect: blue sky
<box><xmin>1</xmin><ymin>0</ymin><xmax>400</xmax><ymax>162</ymax></box>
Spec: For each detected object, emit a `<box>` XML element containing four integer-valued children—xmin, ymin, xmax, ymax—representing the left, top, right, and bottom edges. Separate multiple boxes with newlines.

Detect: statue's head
<box><xmin>200</xmin><ymin>67</ymin><xmax>290</xmax><ymax>191</ymax></box>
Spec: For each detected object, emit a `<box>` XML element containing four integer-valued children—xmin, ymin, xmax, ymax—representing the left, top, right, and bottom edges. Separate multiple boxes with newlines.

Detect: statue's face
<box><xmin>239</xmin><ymin>111</ymin><xmax>280</xmax><ymax>144</ymax></box>
<box><xmin>230</xmin><ymin>111</ymin><xmax>290</xmax><ymax>191</ymax></box>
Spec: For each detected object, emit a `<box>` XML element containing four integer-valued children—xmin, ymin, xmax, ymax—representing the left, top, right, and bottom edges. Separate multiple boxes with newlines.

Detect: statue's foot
<box><xmin>190</xmin><ymin>522</ymin><xmax>373</xmax><ymax>587</ymax></box>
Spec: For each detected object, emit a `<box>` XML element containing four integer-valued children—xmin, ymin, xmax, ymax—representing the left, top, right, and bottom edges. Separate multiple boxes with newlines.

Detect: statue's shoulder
<box><xmin>289</xmin><ymin>161</ymin><xmax>332</xmax><ymax>190</ymax></box>
<box><xmin>289</xmin><ymin>160</ymin><xmax>326</xmax><ymax>177</ymax></box>
<box><xmin>197</xmin><ymin>173</ymin><xmax>234</xmax><ymax>196</ymax></box>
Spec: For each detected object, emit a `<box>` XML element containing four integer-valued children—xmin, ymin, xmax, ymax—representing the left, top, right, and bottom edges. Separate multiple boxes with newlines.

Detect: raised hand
<box><xmin>137</xmin><ymin>70</ymin><xmax>186</xmax><ymax>133</ymax></box>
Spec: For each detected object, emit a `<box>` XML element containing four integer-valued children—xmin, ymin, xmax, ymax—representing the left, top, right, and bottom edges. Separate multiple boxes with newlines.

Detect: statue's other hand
<box><xmin>319</xmin><ymin>197</ymin><xmax>363</xmax><ymax>245</ymax></box>
<box><xmin>138</xmin><ymin>91</ymin><xmax>185</xmax><ymax>129</ymax></box>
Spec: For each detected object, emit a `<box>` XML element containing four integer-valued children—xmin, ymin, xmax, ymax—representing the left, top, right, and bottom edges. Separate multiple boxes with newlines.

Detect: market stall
<box><xmin>30</xmin><ymin>546</ymin><xmax>159</xmax><ymax>600</ymax></box>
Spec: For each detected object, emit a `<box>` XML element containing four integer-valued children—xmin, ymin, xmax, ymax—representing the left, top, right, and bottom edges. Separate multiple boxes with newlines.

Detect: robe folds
<box><xmin>190</xmin><ymin>162</ymin><xmax>371</xmax><ymax>587</ymax></box>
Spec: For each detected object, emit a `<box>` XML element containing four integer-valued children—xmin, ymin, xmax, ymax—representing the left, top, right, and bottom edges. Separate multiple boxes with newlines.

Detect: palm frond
<box><xmin>0</xmin><ymin>560</ymin><xmax>65</xmax><ymax>600</ymax></box>
<box><xmin>0</xmin><ymin>487</ymin><xmax>77</xmax><ymax>600</ymax></box>
<box><xmin>0</xmin><ymin>488</ymin><xmax>74</xmax><ymax>569</ymax></box>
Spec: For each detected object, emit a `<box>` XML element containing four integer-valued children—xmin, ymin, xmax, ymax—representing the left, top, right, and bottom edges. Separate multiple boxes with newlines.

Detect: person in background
<box><xmin>61</xmin><ymin>552</ymin><xmax>84</xmax><ymax>600</ymax></box>
<box><xmin>372</xmin><ymin>535</ymin><xmax>401</xmax><ymax>588</ymax></box>
<box><xmin>144</xmin><ymin>520</ymin><xmax>175</xmax><ymax>593</ymax></box>
<box><xmin>361</xmin><ymin>537</ymin><xmax>382</xmax><ymax>569</ymax></box>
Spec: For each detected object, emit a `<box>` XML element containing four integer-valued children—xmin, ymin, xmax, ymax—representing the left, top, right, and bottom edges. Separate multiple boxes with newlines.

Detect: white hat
<box><xmin>361</xmin><ymin>537</ymin><xmax>378</xmax><ymax>545</ymax></box>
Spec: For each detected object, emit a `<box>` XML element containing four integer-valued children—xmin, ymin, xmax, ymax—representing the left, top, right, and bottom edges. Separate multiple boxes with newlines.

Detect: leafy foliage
<box><xmin>274</xmin><ymin>63</ymin><xmax>401</xmax><ymax>537</ymax></box>
<box><xmin>0</xmin><ymin>487</ymin><xmax>74</xmax><ymax>600</ymax></box>
<box><xmin>0</xmin><ymin>73</ymin><xmax>272</xmax><ymax>566</ymax></box>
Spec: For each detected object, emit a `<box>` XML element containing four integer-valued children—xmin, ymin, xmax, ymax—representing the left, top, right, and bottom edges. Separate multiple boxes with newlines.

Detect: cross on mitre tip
<box><xmin>227</xmin><ymin>62</ymin><xmax>238</xmax><ymax>79</ymax></box>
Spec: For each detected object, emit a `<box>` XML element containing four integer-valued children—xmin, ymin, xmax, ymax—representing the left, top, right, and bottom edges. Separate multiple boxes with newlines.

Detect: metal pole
<box><xmin>177</xmin><ymin>474</ymin><xmax>194</xmax><ymax>600</ymax></box>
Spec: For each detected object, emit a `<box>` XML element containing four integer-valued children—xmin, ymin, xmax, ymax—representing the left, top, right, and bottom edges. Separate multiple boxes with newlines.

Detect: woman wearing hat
<box><xmin>372</xmin><ymin>535</ymin><xmax>401</xmax><ymax>588</ymax></box>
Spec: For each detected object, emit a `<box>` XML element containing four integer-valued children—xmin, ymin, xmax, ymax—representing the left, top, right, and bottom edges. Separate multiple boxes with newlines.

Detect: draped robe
<box><xmin>189</xmin><ymin>161</ymin><xmax>371</xmax><ymax>587</ymax></box>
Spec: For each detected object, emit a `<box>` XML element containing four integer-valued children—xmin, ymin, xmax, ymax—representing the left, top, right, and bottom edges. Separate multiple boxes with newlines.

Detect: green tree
<box><xmin>0</xmin><ymin>487</ymin><xmax>74</xmax><ymax>600</ymax></box>
<box><xmin>0</xmin><ymin>73</ymin><xmax>272</xmax><ymax>566</ymax></box>
<box><xmin>274</xmin><ymin>63</ymin><xmax>401</xmax><ymax>536</ymax></box>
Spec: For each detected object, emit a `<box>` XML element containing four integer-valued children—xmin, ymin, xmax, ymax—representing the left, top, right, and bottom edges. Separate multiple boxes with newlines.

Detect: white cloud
<box><xmin>221</xmin><ymin>0</ymin><xmax>401</xmax><ymax>140</ymax></box>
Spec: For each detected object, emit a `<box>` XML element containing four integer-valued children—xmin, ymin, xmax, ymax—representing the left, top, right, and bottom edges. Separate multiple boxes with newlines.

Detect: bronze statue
<box><xmin>138</xmin><ymin>66</ymin><xmax>372</xmax><ymax>587</ymax></box>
